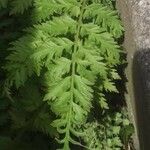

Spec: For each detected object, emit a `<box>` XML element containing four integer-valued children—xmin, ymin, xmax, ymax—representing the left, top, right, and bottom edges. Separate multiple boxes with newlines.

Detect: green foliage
<box><xmin>10</xmin><ymin>0</ymin><xmax>33</xmax><ymax>14</ymax></box>
<box><xmin>0</xmin><ymin>135</ymin><xmax>52</xmax><ymax>150</ymax></box>
<box><xmin>84</xmin><ymin>3</ymin><xmax>123</xmax><ymax>37</ymax></box>
<box><xmin>100</xmin><ymin>0</ymin><xmax>115</xmax><ymax>8</ymax></box>
<box><xmin>0</xmin><ymin>5</ymin><xmax>55</xmax><ymax>150</ymax></box>
<box><xmin>83</xmin><ymin>111</ymin><xmax>134</xmax><ymax>150</ymax></box>
<box><xmin>0</xmin><ymin>98</ymin><xmax>10</xmax><ymax>126</ymax></box>
<box><xmin>9</xmin><ymin>79</ymin><xmax>56</xmax><ymax>136</ymax></box>
<box><xmin>0</xmin><ymin>0</ymin><xmax>8</xmax><ymax>8</ymax></box>
<box><xmin>0</xmin><ymin>0</ymin><xmax>134</xmax><ymax>150</ymax></box>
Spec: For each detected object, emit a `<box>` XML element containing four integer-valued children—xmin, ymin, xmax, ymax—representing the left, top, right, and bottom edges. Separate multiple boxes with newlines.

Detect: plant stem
<box><xmin>64</xmin><ymin>0</ymin><xmax>86</xmax><ymax>148</ymax></box>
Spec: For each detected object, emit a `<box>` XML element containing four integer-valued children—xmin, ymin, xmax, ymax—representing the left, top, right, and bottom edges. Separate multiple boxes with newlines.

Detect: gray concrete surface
<box><xmin>116</xmin><ymin>0</ymin><xmax>150</xmax><ymax>150</ymax></box>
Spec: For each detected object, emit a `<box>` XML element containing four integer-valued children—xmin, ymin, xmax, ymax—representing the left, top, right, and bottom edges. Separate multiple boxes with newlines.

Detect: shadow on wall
<box><xmin>132</xmin><ymin>49</ymin><xmax>150</xmax><ymax>150</ymax></box>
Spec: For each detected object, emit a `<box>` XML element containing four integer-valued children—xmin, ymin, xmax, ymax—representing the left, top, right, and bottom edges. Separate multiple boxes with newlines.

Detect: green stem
<box><xmin>64</xmin><ymin>0</ymin><xmax>86</xmax><ymax>147</ymax></box>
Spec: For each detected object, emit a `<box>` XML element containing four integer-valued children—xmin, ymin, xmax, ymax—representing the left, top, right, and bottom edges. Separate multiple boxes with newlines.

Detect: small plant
<box><xmin>83</xmin><ymin>111</ymin><xmax>134</xmax><ymax>150</ymax></box>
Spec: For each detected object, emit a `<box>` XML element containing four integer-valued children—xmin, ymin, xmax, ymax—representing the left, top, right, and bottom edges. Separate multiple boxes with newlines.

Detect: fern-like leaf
<box><xmin>10</xmin><ymin>0</ymin><xmax>33</xmax><ymax>14</ymax></box>
<box><xmin>5</xmin><ymin>0</ymin><xmax>123</xmax><ymax>149</ymax></box>
<box><xmin>84</xmin><ymin>3</ymin><xmax>124</xmax><ymax>37</ymax></box>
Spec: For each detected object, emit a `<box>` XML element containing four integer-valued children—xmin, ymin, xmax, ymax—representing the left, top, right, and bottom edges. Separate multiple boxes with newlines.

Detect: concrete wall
<box><xmin>116</xmin><ymin>0</ymin><xmax>150</xmax><ymax>150</ymax></box>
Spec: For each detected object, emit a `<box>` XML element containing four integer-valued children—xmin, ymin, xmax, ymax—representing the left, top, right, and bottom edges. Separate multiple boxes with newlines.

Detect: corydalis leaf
<box><xmin>5</xmin><ymin>0</ymin><xmax>123</xmax><ymax>149</ymax></box>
